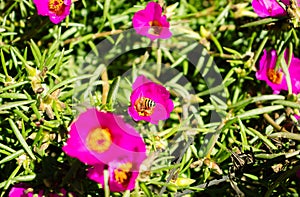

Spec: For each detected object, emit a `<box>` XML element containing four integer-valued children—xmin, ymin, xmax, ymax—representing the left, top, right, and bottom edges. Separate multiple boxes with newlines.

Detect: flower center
<box><xmin>114</xmin><ymin>162</ymin><xmax>133</xmax><ymax>185</ymax></box>
<box><xmin>48</xmin><ymin>0</ymin><xmax>65</xmax><ymax>15</ymax></box>
<box><xmin>267</xmin><ymin>68</ymin><xmax>283</xmax><ymax>84</ymax></box>
<box><xmin>134</xmin><ymin>97</ymin><xmax>156</xmax><ymax>116</ymax></box>
<box><xmin>86</xmin><ymin>128</ymin><xmax>112</xmax><ymax>153</ymax></box>
<box><xmin>148</xmin><ymin>20</ymin><xmax>163</xmax><ymax>35</ymax></box>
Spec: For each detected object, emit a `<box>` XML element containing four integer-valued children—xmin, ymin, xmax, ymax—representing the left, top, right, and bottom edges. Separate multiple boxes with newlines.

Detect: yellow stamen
<box><xmin>49</xmin><ymin>0</ymin><xmax>65</xmax><ymax>15</ymax></box>
<box><xmin>134</xmin><ymin>97</ymin><xmax>155</xmax><ymax>117</ymax></box>
<box><xmin>267</xmin><ymin>68</ymin><xmax>283</xmax><ymax>84</ymax></box>
<box><xmin>114</xmin><ymin>162</ymin><xmax>133</xmax><ymax>185</ymax></box>
<box><xmin>86</xmin><ymin>128</ymin><xmax>112</xmax><ymax>153</ymax></box>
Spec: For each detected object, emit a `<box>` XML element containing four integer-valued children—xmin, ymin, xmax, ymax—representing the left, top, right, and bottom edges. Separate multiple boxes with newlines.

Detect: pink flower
<box><xmin>252</xmin><ymin>0</ymin><xmax>287</xmax><ymax>17</ymax></box>
<box><xmin>9</xmin><ymin>184</ymin><xmax>72</xmax><ymax>197</ymax></box>
<box><xmin>33</xmin><ymin>0</ymin><xmax>72</xmax><ymax>24</ymax></box>
<box><xmin>132</xmin><ymin>2</ymin><xmax>172</xmax><ymax>40</ymax></box>
<box><xmin>256</xmin><ymin>49</ymin><xmax>300</xmax><ymax>94</ymax></box>
<box><xmin>63</xmin><ymin>108</ymin><xmax>146</xmax><ymax>165</ymax></box>
<box><xmin>281</xmin><ymin>0</ymin><xmax>291</xmax><ymax>4</ymax></box>
<box><xmin>9</xmin><ymin>184</ymin><xmax>35</xmax><ymax>197</ymax></box>
<box><xmin>128</xmin><ymin>75</ymin><xmax>174</xmax><ymax>125</ymax></box>
<box><xmin>87</xmin><ymin>138</ymin><xmax>146</xmax><ymax>192</ymax></box>
<box><xmin>88</xmin><ymin>162</ymin><xmax>140</xmax><ymax>192</ymax></box>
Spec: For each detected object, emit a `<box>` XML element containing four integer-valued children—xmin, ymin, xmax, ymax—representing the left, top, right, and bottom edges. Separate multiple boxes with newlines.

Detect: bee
<box><xmin>134</xmin><ymin>97</ymin><xmax>156</xmax><ymax>116</ymax></box>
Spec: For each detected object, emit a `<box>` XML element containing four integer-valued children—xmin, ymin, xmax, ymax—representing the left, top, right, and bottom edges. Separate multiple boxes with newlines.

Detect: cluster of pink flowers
<box><xmin>60</xmin><ymin>76</ymin><xmax>173</xmax><ymax>192</ymax></box>
<box><xmin>26</xmin><ymin>0</ymin><xmax>173</xmax><ymax>194</ymax></box>
<box><xmin>9</xmin><ymin>74</ymin><xmax>173</xmax><ymax>194</ymax></box>
<box><xmin>62</xmin><ymin>108</ymin><xmax>147</xmax><ymax>191</ymax></box>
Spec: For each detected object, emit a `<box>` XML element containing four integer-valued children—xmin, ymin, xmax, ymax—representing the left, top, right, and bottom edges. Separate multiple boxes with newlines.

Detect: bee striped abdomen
<box><xmin>144</xmin><ymin>98</ymin><xmax>156</xmax><ymax>108</ymax></box>
<box><xmin>134</xmin><ymin>97</ymin><xmax>156</xmax><ymax>116</ymax></box>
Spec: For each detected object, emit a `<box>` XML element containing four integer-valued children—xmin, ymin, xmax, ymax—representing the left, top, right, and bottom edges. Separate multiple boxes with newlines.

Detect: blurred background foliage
<box><xmin>1</xmin><ymin>0</ymin><xmax>300</xmax><ymax>196</ymax></box>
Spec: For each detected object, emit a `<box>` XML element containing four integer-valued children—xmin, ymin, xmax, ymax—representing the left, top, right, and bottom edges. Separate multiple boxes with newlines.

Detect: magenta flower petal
<box><xmin>9</xmin><ymin>184</ymin><xmax>34</xmax><ymax>197</ymax></box>
<box><xmin>63</xmin><ymin>108</ymin><xmax>146</xmax><ymax>165</ymax></box>
<box><xmin>9</xmin><ymin>184</ymin><xmax>72</xmax><ymax>197</ymax></box>
<box><xmin>132</xmin><ymin>2</ymin><xmax>161</xmax><ymax>28</ymax></box>
<box><xmin>293</xmin><ymin>114</ymin><xmax>300</xmax><ymax>120</ymax></box>
<box><xmin>252</xmin><ymin>0</ymin><xmax>287</xmax><ymax>18</ymax></box>
<box><xmin>128</xmin><ymin>75</ymin><xmax>174</xmax><ymax>124</ymax></box>
<box><xmin>132</xmin><ymin>75</ymin><xmax>152</xmax><ymax>90</ymax></box>
<box><xmin>33</xmin><ymin>0</ymin><xmax>50</xmax><ymax>16</ymax></box>
<box><xmin>281</xmin><ymin>0</ymin><xmax>290</xmax><ymax>5</ymax></box>
<box><xmin>281</xmin><ymin>0</ymin><xmax>300</xmax><ymax>6</ymax></box>
<box><xmin>141</xmin><ymin>1</ymin><xmax>162</xmax><ymax>21</ymax></box>
<box><xmin>33</xmin><ymin>0</ymin><xmax>72</xmax><ymax>24</ymax></box>
<box><xmin>290</xmin><ymin>56</ymin><xmax>300</xmax><ymax>93</ymax></box>
<box><xmin>132</xmin><ymin>2</ymin><xmax>172</xmax><ymax>40</ymax></box>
